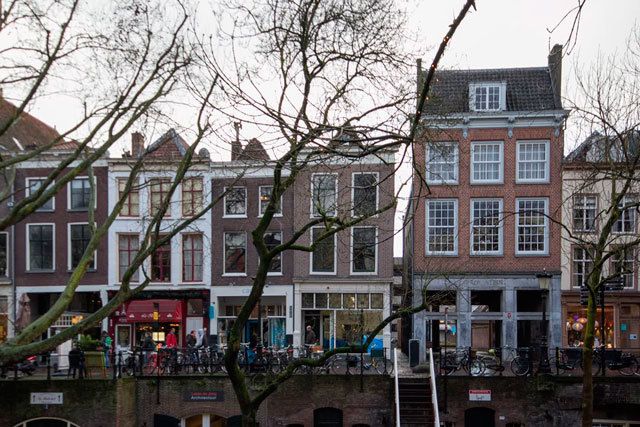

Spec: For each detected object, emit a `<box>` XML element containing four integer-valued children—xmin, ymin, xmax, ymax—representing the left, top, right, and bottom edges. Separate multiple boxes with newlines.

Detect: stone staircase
<box><xmin>397</xmin><ymin>377</ymin><xmax>434</xmax><ymax>426</ymax></box>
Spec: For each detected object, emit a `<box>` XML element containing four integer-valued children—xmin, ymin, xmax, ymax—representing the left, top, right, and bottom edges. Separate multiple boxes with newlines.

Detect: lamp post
<box><xmin>537</xmin><ymin>272</ymin><xmax>553</xmax><ymax>374</ymax></box>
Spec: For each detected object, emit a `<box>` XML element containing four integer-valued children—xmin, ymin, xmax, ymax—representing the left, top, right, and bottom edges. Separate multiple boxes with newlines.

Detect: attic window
<box><xmin>470</xmin><ymin>83</ymin><xmax>506</xmax><ymax>111</ymax></box>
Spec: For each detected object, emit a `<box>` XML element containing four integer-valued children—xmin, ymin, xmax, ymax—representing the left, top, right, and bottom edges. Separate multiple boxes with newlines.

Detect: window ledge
<box><xmin>223</xmin><ymin>215</ymin><xmax>248</xmax><ymax>219</ymax></box>
<box><xmin>515</xmin><ymin>179</ymin><xmax>550</xmax><ymax>185</ymax></box>
<box><xmin>309</xmin><ymin>271</ymin><xmax>337</xmax><ymax>275</ymax></box>
<box><xmin>267</xmin><ymin>272</ymin><xmax>283</xmax><ymax>276</ymax></box>
<box><xmin>222</xmin><ymin>273</ymin><xmax>247</xmax><ymax>277</ymax></box>
<box><xmin>26</xmin><ymin>269</ymin><xmax>56</xmax><ymax>273</ymax></box>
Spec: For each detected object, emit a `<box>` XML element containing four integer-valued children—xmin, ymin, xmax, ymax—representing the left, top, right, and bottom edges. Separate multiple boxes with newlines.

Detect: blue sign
<box><xmin>450</xmin><ymin>325</ymin><xmax>457</xmax><ymax>335</ymax></box>
<box><xmin>208</xmin><ymin>304</ymin><xmax>215</xmax><ymax>319</ymax></box>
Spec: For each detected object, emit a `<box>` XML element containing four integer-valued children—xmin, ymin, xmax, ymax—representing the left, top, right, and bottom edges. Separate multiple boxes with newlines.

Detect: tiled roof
<box><xmin>236</xmin><ymin>138</ymin><xmax>270</xmax><ymax>161</ymax></box>
<box><xmin>423</xmin><ymin>67</ymin><xmax>561</xmax><ymax>115</ymax></box>
<box><xmin>145</xmin><ymin>128</ymin><xmax>190</xmax><ymax>159</ymax></box>
<box><xmin>0</xmin><ymin>98</ymin><xmax>72</xmax><ymax>152</ymax></box>
<box><xmin>565</xmin><ymin>130</ymin><xmax>640</xmax><ymax>164</ymax></box>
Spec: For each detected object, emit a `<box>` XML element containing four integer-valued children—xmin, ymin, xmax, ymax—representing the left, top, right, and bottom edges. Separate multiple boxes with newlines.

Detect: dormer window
<box><xmin>469</xmin><ymin>83</ymin><xmax>506</xmax><ymax>111</ymax></box>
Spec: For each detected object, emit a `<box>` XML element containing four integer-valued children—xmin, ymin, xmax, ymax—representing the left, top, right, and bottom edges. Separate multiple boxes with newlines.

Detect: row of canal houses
<box><xmin>1</xmin><ymin>44</ymin><xmax>639</xmax><ymax>362</ymax></box>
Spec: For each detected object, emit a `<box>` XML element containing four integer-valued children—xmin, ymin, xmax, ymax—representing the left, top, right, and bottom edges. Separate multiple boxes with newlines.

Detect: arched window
<box><xmin>314</xmin><ymin>407</ymin><xmax>343</xmax><ymax>427</ymax></box>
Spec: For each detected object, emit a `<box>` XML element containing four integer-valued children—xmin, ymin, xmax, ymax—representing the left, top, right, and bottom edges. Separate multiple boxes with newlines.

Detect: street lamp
<box><xmin>537</xmin><ymin>271</ymin><xmax>553</xmax><ymax>374</ymax></box>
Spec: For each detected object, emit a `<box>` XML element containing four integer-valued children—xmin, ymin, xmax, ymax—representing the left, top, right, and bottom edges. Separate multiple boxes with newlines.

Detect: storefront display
<box><xmin>216</xmin><ymin>297</ymin><xmax>287</xmax><ymax>348</ymax></box>
<box><xmin>566</xmin><ymin>306</ymin><xmax>614</xmax><ymax>348</ymax></box>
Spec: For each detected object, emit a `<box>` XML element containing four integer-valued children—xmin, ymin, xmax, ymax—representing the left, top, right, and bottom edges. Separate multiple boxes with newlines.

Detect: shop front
<box><xmin>210</xmin><ymin>285</ymin><xmax>293</xmax><ymax>348</ymax></box>
<box><xmin>295</xmin><ymin>285</ymin><xmax>391</xmax><ymax>351</ymax></box>
<box><xmin>562</xmin><ymin>293</ymin><xmax>640</xmax><ymax>349</ymax></box>
<box><xmin>109</xmin><ymin>291</ymin><xmax>210</xmax><ymax>351</ymax></box>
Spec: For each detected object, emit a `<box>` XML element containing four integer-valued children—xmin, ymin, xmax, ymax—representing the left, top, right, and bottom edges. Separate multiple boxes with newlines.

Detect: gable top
<box><xmin>234</xmin><ymin>138</ymin><xmax>270</xmax><ymax>162</ymax></box>
<box><xmin>423</xmin><ymin>67</ymin><xmax>561</xmax><ymax>116</ymax></box>
<box><xmin>144</xmin><ymin>128</ymin><xmax>190</xmax><ymax>159</ymax></box>
<box><xmin>0</xmin><ymin>97</ymin><xmax>75</xmax><ymax>152</ymax></box>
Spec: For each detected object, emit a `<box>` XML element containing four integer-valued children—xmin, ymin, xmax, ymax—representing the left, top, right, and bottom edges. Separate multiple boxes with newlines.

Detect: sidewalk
<box><xmin>393</xmin><ymin>349</ymin><xmax>430</xmax><ymax>378</ymax></box>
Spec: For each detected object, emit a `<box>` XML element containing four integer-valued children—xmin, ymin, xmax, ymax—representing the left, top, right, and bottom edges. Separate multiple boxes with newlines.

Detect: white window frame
<box><xmin>26</xmin><ymin>177</ymin><xmax>55</xmax><ymax>211</ymax></box>
<box><xmin>425</xmin><ymin>199</ymin><xmax>458</xmax><ymax>256</ymax></box>
<box><xmin>572</xmin><ymin>195</ymin><xmax>598</xmax><ymax>233</ymax></box>
<box><xmin>67</xmin><ymin>223</ymin><xmax>97</xmax><ymax>271</ymax></box>
<box><xmin>223</xmin><ymin>231</ymin><xmax>247</xmax><ymax>276</ymax></box>
<box><xmin>67</xmin><ymin>176</ymin><xmax>97</xmax><ymax>211</ymax></box>
<box><xmin>258</xmin><ymin>185</ymin><xmax>283</xmax><ymax>217</ymax></box>
<box><xmin>264</xmin><ymin>231</ymin><xmax>283</xmax><ymax>275</ymax></box>
<box><xmin>515</xmin><ymin>198</ymin><xmax>549</xmax><ymax>256</ymax></box>
<box><xmin>223</xmin><ymin>187</ymin><xmax>248</xmax><ymax>218</ymax></box>
<box><xmin>26</xmin><ymin>223</ymin><xmax>55</xmax><ymax>271</ymax></box>
<box><xmin>350</xmin><ymin>226</ymin><xmax>378</xmax><ymax>275</ymax></box>
<box><xmin>117</xmin><ymin>233</ymin><xmax>140</xmax><ymax>283</ymax></box>
<box><xmin>310</xmin><ymin>173</ymin><xmax>338</xmax><ymax>218</ymax></box>
<box><xmin>469</xmin><ymin>82</ymin><xmax>506</xmax><ymax>112</ymax></box>
<box><xmin>612</xmin><ymin>195</ymin><xmax>637</xmax><ymax>234</ymax></box>
<box><xmin>309</xmin><ymin>226</ymin><xmax>337</xmax><ymax>275</ymax></box>
<box><xmin>181</xmin><ymin>233</ymin><xmax>204</xmax><ymax>283</ymax></box>
<box><xmin>470</xmin><ymin>141</ymin><xmax>503</xmax><ymax>184</ymax></box>
<box><xmin>351</xmin><ymin>172</ymin><xmax>379</xmax><ymax>218</ymax></box>
<box><xmin>516</xmin><ymin>140</ymin><xmax>550</xmax><ymax>183</ymax></box>
<box><xmin>610</xmin><ymin>246</ymin><xmax>636</xmax><ymax>290</ymax></box>
<box><xmin>571</xmin><ymin>246</ymin><xmax>593</xmax><ymax>289</ymax></box>
<box><xmin>469</xmin><ymin>198</ymin><xmax>503</xmax><ymax>256</ymax></box>
<box><xmin>426</xmin><ymin>142</ymin><xmax>458</xmax><ymax>185</ymax></box>
<box><xmin>0</xmin><ymin>231</ymin><xmax>8</xmax><ymax>277</ymax></box>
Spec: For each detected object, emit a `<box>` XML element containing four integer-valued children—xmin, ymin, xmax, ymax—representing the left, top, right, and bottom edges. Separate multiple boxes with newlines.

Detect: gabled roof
<box><xmin>144</xmin><ymin>128</ymin><xmax>190</xmax><ymax>159</ymax></box>
<box><xmin>234</xmin><ymin>138</ymin><xmax>270</xmax><ymax>161</ymax></box>
<box><xmin>423</xmin><ymin>67</ymin><xmax>561</xmax><ymax>116</ymax></box>
<box><xmin>0</xmin><ymin>97</ymin><xmax>72</xmax><ymax>152</ymax></box>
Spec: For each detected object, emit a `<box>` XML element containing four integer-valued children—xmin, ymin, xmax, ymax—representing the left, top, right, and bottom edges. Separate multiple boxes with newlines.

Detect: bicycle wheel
<box><xmin>510</xmin><ymin>357</ymin><xmax>530</xmax><ymax>376</ymax></box>
<box><xmin>327</xmin><ymin>356</ymin><xmax>343</xmax><ymax>374</ymax></box>
<box><xmin>620</xmin><ymin>357</ymin><xmax>638</xmax><ymax>376</ymax></box>
<box><xmin>467</xmin><ymin>358</ymin><xmax>485</xmax><ymax>376</ymax></box>
<box><xmin>548</xmin><ymin>357</ymin><xmax>566</xmax><ymax>375</ymax></box>
<box><xmin>441</xmin><ymin>353</ymin><xmax>457</xmax><ymax>375</ymax></box>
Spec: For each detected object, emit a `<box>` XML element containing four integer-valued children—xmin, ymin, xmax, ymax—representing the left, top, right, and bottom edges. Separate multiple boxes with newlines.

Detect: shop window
<box><xmin>352</xmin><ymin>227</ymin><xmax>376</xmax><ymax>274</ymax></box>
<box><xmin>264</xmin><ymin>231</ymin><xmax>282</xmax><ymax>273</ymax></box>
<box><xmin>0</xmin><ymin>232</ymin><xmax>8</xmax><ymax>276</ymax></box>
<box><xmin>516</xmin><ymin>290</ymin><xmax>543</xmax><ymax>312</ymax></box>
<box><xmin>357</xmin><ymin>293</ymin><xmax>369</xmax><ymax>309</ymax></box>
<box><xmin>425</xmin><ymin>291</ymin><xmax>456</xmax><ymax>312</ymax></box>
<box><xmin>343</xmin><ymin>293</ymin><xmax>356</xmax><ymax>309</ymax></box>
<box><xmin>352</xmin><ymin>172</ymin><xmax>378</xmax><ymax>217</ymax></box>
<box><xmin>370</xmin><ymin>293</ymin><xmax>383</xmax><ymax>309</ymax></box>
<box><xmin>471</xmin><ymin>291</ymin><xmax>501</xmax><ymax>312</ymax></box>
<box><xmin>329</xmin><ymin>293</ymin><xmax>342</xmax><ymax>308</ymax></box>
<box><xmin>224</xmin><ymin>232</ymin><xmax>246</xmax><ymax>274</ymax></box>
<box><xmin>566</xmin><ymin>307</ymin><xmax>615</xmax><ymax>348</ymax></box>
<box><xmin>182</xmin><ymin>234</ymin><xmax>203</xmax><ymax>281</ymax></box>
<box><xmin>26</xmin><ymin>178</ymin><xmax>54</xmax><ymax>211</ymax></box>
<box><xmin>259</xmin><ymin>185</ymin><xmax>282</xmax><ymax>216</ymax></box>
<box><xmin>181</xmin><ymin>177</ymin><xmax>203</xmax><ymax>217</ymax></box>
<box><xmin>311</xmin><ymin>227</ymin><xmax>335</xmax><ymax>273</ymax></box>
<box><xmin>69</xmin><ymin>177</ymin><xmax>93</xmax><ymax>210</ymax></box>
<box><xmin>311</xmin><ymin>174</ymin><xmax>337</xmax><ymax>217</ymax></box>
<box><xmin>149</xmin><ymin>178</ymin><xmax>172</xmax><ymax>216</ymax></box>
<box><xmin>27</xmin><ymin>224</ymin><xmax>54</xmax><ymax>271</ymax></box>
<box><xmin>151</xmin><ymin>236</ymin><xmax>171</xmax><ymax>282</ymax></box>
<box><xmin>315</xmin><ymin>293</ymin><xmax>328</xmax><ymax>309</ymax></box>
<box><xmin>69</xmin><ymin>224</ymin><xmax>95</xmax><ymax>270</ymax></box>
<box><xmin>118</xmin><ymin>234</ymin><xmax>139</xmax><ymax>282</ymax></box>
<box><xmin>224</xmin><ymin>187</ymin><xmax>247</xmax><ymax>217</ymax></box>
<box><xmin>118</xmin><ymin>178</ymin><xmax>139</xmax><ymax>216</ymax></box>
<box><xmin>187</xmin><ymin>299</ymin><xmax>203</xmax><ymax>316</ymax></box>
<box><xmin>302</xmin><ymin>293</ymin><xmax>314</xmax><ymax>308</ymax></box>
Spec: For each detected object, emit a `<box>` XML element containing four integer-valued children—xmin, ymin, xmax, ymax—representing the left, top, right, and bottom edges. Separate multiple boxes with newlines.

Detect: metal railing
<box><xmin>393</xmin><ymin>348</ymin><xmax>400</xmax><ymax>427</ymax></box>
<box><xmin>428</xmin><ymin>347</ymin><xmax>440</xmax><ymax>426</ymax></box>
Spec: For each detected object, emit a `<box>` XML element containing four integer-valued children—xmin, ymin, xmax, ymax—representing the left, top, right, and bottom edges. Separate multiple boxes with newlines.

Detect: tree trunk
<box><xmin>241</xmin><ymin>408</ymin><xmax>258</xmax><ymax>427</ymax></box>
<box><xmin>580</xmin><ymin>287</ymin><xmax>598</xmax><ymax>427</ymax></box>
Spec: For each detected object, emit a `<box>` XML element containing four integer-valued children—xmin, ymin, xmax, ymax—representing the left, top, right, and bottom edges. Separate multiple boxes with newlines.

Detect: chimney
<box><xmin>548</xmin><ymin>44</ymin><xmax>563</xmax><ymax>109</ymax></box>
<box><xmin>131</xmin><ymin>132</ymin><xmax>144</xmax><ymax>157</ymax></box>
<box><xmin>231</xmin><ymin>122</ymin><xmax>242</xmax><ymax>160</ymax></box>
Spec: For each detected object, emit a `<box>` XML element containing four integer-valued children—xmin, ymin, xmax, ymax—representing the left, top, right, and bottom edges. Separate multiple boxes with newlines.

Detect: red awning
<box><xmin>115</xmin><ymin>300</ymin><xmax>182</xmax><ymax>323</ymax></box>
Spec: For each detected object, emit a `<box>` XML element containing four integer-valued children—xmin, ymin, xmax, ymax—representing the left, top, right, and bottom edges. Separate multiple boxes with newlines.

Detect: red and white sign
<box><xmin>469</xmin><ymin>389</ymin><xmax>491</xmax><ymax>401</ymax></box>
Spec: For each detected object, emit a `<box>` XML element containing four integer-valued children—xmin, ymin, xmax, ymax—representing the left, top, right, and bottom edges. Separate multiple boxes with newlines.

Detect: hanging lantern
<box><xmin>572</xmin><ymin>323</ymin><xmax>584</xmax><ymax>332</ymax></box>
<box><xmin>578</xmin><ymin>317</ymin><xmax>588</xmax><ymax>325</ymax></box>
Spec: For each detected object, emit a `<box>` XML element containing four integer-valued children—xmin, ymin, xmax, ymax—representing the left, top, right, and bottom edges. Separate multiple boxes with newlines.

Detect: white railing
<box><xmin>428</xmin><ymin>347</ymin><xmax>440</xmax><ymax>426</ymax></box>
<box><xmin>394</xmin><ymin>347</ymin><xmax>400</xmax><ymax>427</ymax></box>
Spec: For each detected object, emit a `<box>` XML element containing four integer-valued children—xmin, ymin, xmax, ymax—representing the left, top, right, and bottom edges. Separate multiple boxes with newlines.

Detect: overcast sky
<box><xmin>22</xmin><ymin>0</ymin><xmax>640</xmax><ymax>255</ymax></box>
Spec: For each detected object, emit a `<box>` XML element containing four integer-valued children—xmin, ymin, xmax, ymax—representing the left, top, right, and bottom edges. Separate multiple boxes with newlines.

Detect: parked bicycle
<box><xmin>440</xmin><ymin>348</ymin><xmax>484</xmax><ymax>376</ymax></box>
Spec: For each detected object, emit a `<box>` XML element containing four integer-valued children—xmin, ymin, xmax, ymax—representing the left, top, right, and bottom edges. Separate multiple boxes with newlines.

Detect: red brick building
<box><xmin>406</xmin><ymin>46</ymin><xmax>568</xmax><ymax>360</ymax></box>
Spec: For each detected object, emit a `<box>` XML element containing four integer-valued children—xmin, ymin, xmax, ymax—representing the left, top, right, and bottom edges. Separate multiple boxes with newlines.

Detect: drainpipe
<box><xmin>11</xmin><ymin>223</ymin><xmax>16</xmax><ymax>338</ymax></box>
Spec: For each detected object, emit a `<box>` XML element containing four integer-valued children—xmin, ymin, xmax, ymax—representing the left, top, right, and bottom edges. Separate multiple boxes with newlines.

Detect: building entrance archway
<box><xmin>465</xmin><ymin>407</ymin><xmax>495</xmax><ymax>427</ymax></box>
